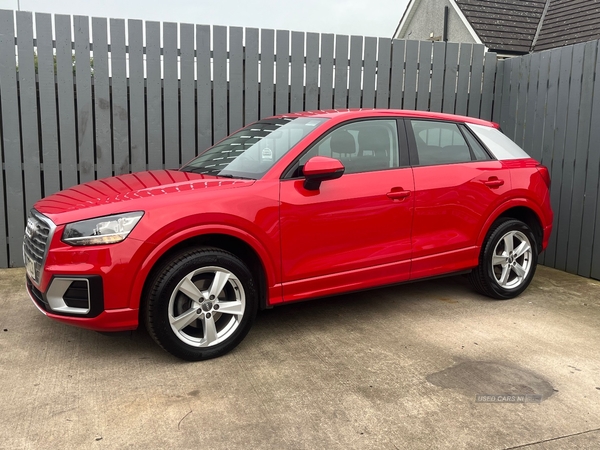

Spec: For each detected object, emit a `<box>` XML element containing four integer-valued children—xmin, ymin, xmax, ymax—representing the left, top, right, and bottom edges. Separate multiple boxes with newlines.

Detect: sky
<box><xmin>0</xmin><ymin>0</ymin><xmax>410</xmax><ymax>38</ymax></box>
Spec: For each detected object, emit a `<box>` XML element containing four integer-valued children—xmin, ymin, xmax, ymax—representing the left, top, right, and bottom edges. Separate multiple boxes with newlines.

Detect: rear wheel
<box><xmin>469</xmin><ymin>219</ymin><xmax>538</xmax><ymax>299</ymax></box>
<box><xmin>145</xmin><ymin>247</ymin><xmax>257</xmax><ymax>361</ymax></box>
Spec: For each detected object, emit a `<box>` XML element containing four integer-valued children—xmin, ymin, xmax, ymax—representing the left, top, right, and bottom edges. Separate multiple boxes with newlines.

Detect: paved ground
<box><xmin>1</xmin><ymin>265</ymin><xmax>599</xmax><ymax>450</ymax></box>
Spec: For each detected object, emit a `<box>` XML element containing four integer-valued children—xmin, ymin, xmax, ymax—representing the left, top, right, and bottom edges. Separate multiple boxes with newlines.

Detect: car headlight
<box><xmin>62</xmin><ymin>212</ymin><xmax>144</xmax><ymax>246</ymax></box>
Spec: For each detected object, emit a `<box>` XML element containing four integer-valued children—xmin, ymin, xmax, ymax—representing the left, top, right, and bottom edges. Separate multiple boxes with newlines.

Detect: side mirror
<box><xmin>302</xmin><ymin>156</ymin><xmax>345</xmax><ymax>190</ymax></box>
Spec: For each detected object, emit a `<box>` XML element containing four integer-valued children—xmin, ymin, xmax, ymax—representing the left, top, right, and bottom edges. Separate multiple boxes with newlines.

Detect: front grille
<box><xmin>23</xmin><ymin>210</ymin><xmax>55</xmax><ymax>284</ymax></box>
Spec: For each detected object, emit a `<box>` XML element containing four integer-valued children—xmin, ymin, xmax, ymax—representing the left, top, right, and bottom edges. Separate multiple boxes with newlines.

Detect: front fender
<box><xmin>127</xmin><ymin>223</ymin><xmax>280</xmax><ymax>311</ymax></box>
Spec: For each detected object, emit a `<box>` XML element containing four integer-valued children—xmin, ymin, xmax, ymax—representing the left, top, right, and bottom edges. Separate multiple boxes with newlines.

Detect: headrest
<box><xmin>330</xmin><ymin>130</ymin><xmax>357</xmax><ymax>155</ymax></box>
<box><xmin>357</xmin><ymin>126</ymin><xmax>390</xmax><ymax>156</ymax></box>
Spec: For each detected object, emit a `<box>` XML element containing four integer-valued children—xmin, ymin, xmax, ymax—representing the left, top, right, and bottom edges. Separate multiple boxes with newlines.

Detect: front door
<box><xmin>279</xmin><ymin>119</ymin><xmax>414</xmax><ymax>302</ymax></box>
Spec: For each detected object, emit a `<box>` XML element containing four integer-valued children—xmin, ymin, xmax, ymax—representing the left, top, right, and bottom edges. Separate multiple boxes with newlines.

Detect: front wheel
<box><xmin>469</xmin><ymin>219</ymin><xmax>538</xmax><ymax>300</ymax></box>
<box><xmin>144</xmin><ymin>247</ymin><xmax>258</xmax><ymax>361</ymax></box>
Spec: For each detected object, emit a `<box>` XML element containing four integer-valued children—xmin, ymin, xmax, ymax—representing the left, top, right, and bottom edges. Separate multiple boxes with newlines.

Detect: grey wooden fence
<box><xmin>0</xmin><ymin>10</ymin><xmax>497</xmax><ymax>268</ymax></box>
<box><xmin>494</xmin><ymin>40</ymin><xmax>600</xmax><ymax>281</ymax></box>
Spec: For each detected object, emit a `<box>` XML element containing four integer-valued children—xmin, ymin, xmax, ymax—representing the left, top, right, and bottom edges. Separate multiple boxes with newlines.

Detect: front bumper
<box><xmin>24</xmin><ymin>210</ymin><xmax>151</xmax><ymax>332</ymax></box>
<box><xmin>26</xmin><ymin>275</ymin><xmax>139</xmax><ymax>331</ymax></box>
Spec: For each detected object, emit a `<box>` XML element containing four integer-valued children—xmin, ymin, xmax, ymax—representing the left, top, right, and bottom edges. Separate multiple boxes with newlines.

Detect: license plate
<box><xmin>25</xmin><ymin>253</ymin><xmax>36</xmax><ymax>281</ymax></box>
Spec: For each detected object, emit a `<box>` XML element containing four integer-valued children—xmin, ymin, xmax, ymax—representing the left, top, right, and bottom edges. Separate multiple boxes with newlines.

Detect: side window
<box><xmin>410</xmin><ymin>120</ymin><xmax>473</xmax><ymax>166</ymax></box>
<box><xmin>299</xmin><ymin>120</ymin><xmax>400</xmax><ymax>174</ymax></box>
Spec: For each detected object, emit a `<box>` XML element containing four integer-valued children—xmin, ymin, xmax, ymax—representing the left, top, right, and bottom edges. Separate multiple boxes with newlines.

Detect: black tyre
<box><xmin>469</xmin><ymin>218</ymin><xmax>538</xmax><ymax>300</ymax></box>
<box><xmin>144</xmin><ymin>247</ymin><xmax>258</xmax><ymax>361</ymax></box>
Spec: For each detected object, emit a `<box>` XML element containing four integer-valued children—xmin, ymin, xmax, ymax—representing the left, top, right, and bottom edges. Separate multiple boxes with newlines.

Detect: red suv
<box><xmin>24</xmin><ymin>110</ymin><xmax>553</xmax><ymax>360</ymax></box>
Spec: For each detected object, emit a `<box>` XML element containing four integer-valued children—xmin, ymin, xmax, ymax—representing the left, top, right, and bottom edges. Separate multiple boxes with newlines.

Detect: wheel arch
<box><xmin>478</xmin><ymin>201</ymin><xmax>544</xmax><ymax>254</ymax></box>
<box><xmin>131</xmin><ymin>227</ymin><xmax>277</xmax><ymax>317</ymax></box>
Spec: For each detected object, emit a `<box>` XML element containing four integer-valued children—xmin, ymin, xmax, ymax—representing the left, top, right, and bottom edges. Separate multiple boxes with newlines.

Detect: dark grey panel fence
<box><xmin>494</xmin><ymin>40</ymin><xmax>600</xmax><ymax>280</ymax></box>
<box><xmin>0</xmin><ymin>9</ymin><xmax>496</xmax><ymax>268</ymax></box>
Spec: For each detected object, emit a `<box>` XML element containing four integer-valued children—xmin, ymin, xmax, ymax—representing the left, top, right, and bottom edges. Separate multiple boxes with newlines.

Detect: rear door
<box><xmin>406</xmin><ymin>119</ymin><xmax>513</xmax><ymax>279</ymax></box>
<box><xmin>279</xmin><ymin>119</ymin><xmax>414</xmax><ymax>302</ymax></box>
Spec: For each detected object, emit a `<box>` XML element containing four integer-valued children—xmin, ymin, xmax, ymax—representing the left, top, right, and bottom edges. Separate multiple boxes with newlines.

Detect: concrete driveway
<box><xmin>1</xmin><ymin>265</ymin><xmax>599</xmax><ymax>449</ymax></box>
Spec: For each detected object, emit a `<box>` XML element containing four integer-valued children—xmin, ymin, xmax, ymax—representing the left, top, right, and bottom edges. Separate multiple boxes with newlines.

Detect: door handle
<box><xmin>483</xmin><ymin>177</ymin><xmax>504</xmax><ymax>188</ymax></box>
<box><xmin>387</xmin><ymin>189</ymin><xmax>411</xmax><ymax>200</ymax></box>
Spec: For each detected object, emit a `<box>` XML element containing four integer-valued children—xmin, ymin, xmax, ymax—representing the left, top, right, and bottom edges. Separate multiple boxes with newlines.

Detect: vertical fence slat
<box><xmin>417</xmin><ymin>41</ymin><xmax>432</xmax><ymax>111</ymax></box>
<box><xmin>334</xmin><ymin>35</ymin><xmax>349</xmax><ymax>109</ymax></box>
<box><xmin>0</xmin><ymin>10</ymin><xmax>20</xmax><ymax>266</ymax></box>
<box><xmin>403</xmin><ymin>40</ymin><xmax>418</xmax><ymax>110</ymax></box>
<box><xmin>110</xmin><ymin>19</ymin><xmax>129</xmax><ymax>174</ymax></box>
<box><xmin>530</xmin><ymin>53</ymin><xmax>550</xmax><ymax>163</ymax></box>
<box><xmin>259</xmin><ymin>29</ymin><xmax>275</xmax><ymax>118</ymax></box>
<box><xmin>498</xmin><ymin>58</ymin><xmax>515</xmax><ymax>137</ymax></box>
<box><xmin>538</xmin><ymin>50</ymin><xmax>560</xmax><ymax>264</ymax></box>
<box><xmin>180</xmin><ymin>23</ymin><xmax>195</xmax><ymax>164</ymax></box>
<box><xmin>16</xmin><ymin>12</ymin><xmax>41</xmax><ymax>210</ymax></box>
<box><xmin>0</xmin><ymin>126</ymin><xmax>6</xmax><ymax>263</ymax></box>
<box><xmin>545</xmin><ymin>46</ymin><xmax>574</xmax><ymax>267</ymax></box>
<box><xmin>348</xmin><ymin>35</ymin><xmax>363</xmax><ymax>108</ymax></box>
<box><xmin>491</xmin><ymin>58</ymin><xmax>504</xmax><ymax>124</ymax></box>
<box><xmin>514</xmin><ymin>55</ymin><xmax>531</xmax><ymax>147</ymax></box>
<box><xmin>555</xmin><ymin>43</ymin><xmax>585</xmax><ymax>271</ymax></box>
<box><xmin>592</xmin><ymin>151</ymin><xmax>600</xmax><ymax>280</ymax></box>
<box><xmin>522</xmin><ymin>52</ymin><xmax>545</xmax><ymax>272</ymax></box>
<box><xmin>244</xmin><ymin>28</ymin><xmax>259</xmax><ymax>124</ymax></box>
<box><xmin>35</xmin><ymin>13</ymin><xmax>60</xmax><ymax>196</ymax></box>
<box><xmin>55</xmin><ymin>14</ymin><xmax>78</xmax><ymax>188</ymax></box>
<box><xmin>73</xmin><ymin>15</ymin><xmax>94</xmax><ymax>183</ymax></box>
<box><xmin>442</xmin><ymin>43</ymin><xmax>459</xmax><ymax>114</ymax></box>
<box><xmin>579</xmin><ymin>41</ymin><xmax>600</xmax><ymax>277</ymax></box>
<box><xmin>146</xmin><ymin>21</ymin><xmax>163</xmax><ymax>169</ymax></box>
<box><xmin>163</xmin><ymin>22</ymin><xmax>179</xmax><ymax>168</ymax></box>
<box><xmin>213</xmin><ymin>26</ymin><xmax>228</xmax><ymax>141</ymax></box>
<box><xmin>319</xmin><ymin>34</ymin><xmax>335</xmax><ymax>110</ymax></box>
<box><xmin>128</xmin><ymin>19</ymin><xmax>146</xmax><ymax>172</ymax></box>
<box><xmin>229</xmin><ymin>27</ymin><xmax>244</xmax><ymax>132</ymax></box>
<box><xmin>467</xmin><ymin>45</ymin><xmax>485</xmax><ymax>118</ymax></box>
<box><xmin>290</xmin><ymin>31</ymin><xmax>305</xmax><ymax>113</ymax></box>
<box><xmin>196</xmin><ymin>24</ymin><xmax>212</xmax><ymax>150</ymax></box>
<box><xmin>305</xmin><ymin>32</ymin><xmax>319</xmax><ymax>111</ymax></box>
<box><xmin>389</xmin><ymin>40</ymin><xmax>405</xmax><ymax>109</ymax></box>
<box><xmin>275</xmin><ymin>30</ymin><xmax>290</xmax><ymax>114</ymax></box>
<box><xmin>362</xmin><ymin>37</ymin><xmax>377</xmax><ymax>108</ymax></box>
<box><xmin>92</xmin><ymin>17</ymin><xmax>112</xmax><ymax>179</ymax></box>
<box><xmin>568</xmin><ymin>41</ymin><xmax>597</xmax><ymax>275</ymax></box>
<box><xmin>480</xmin><ymin>52</ymin><xmax>497</xmax><ymax>121</ymax></box>
<box><xmin>455</xmin><ymin>43</ymin><xmax>472</xmax><ymax>116</ymax></box>
<box><xmin>522</xmin><ymin>53</ymin><xmax>541</xmax><ymax>159</ymax></box>
<box><xmin>375</xmin><ymin>38</ymin><xmax>391</xmax><ymax>108</ymax></box>
<box><xmin>430</xmin><ymin>42</ymin><xmax>446</xmax><ymax>112</ymax></box>
<box><xmin>507</xmin><ymin>58</ymin><xmax>520</xmax><ymax>141</ymax></box>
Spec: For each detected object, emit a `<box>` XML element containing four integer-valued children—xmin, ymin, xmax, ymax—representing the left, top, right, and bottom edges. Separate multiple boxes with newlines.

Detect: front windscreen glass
<box><xmin>181</xmin><ymin>117</ymin><xmax>327</xmax><ymax>179</ymax></box>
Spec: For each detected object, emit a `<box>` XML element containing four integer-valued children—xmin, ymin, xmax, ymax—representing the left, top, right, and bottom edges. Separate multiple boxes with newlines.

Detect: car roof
<box><xmin>270</xmin><ymin>109</ymin><xmax>499</xmax><ymax>128</ymax></box>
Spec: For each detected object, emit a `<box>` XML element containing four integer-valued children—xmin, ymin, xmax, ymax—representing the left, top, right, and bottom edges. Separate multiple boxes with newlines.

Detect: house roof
<box><xmin>534</xmin><ymin>0</ymin><xmax>600</xmax><ymax>51</ymax></box>
<box><xmin>395</xmin><ymin>0</ymin><xmax>600</xmax><ymax>54</ymax></box>
<box><xmin>454</xmin><ymin>0</ymin><xmax>548</xmax><ymax>54</ymax></box>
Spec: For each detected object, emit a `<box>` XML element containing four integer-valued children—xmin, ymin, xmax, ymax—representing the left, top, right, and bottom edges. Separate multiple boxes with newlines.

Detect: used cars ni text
<box><xmin>23</xmin><ymin>109</ymin><xmax>553</xmax><ymax>360</ymax></box>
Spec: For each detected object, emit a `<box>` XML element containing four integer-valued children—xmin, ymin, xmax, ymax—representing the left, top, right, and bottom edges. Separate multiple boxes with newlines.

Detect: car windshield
<box><xmin>181</xmin><ymin>117</ymin><xmax>327</xmax><ymax>179</ymax></box>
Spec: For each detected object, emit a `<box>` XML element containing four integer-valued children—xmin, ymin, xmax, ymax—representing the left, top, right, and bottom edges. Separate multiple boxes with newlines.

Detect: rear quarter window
<box><xmin>466</xmin><ymin>123</ymin><xmax>531</xmax><ymax>160</ymax></box>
